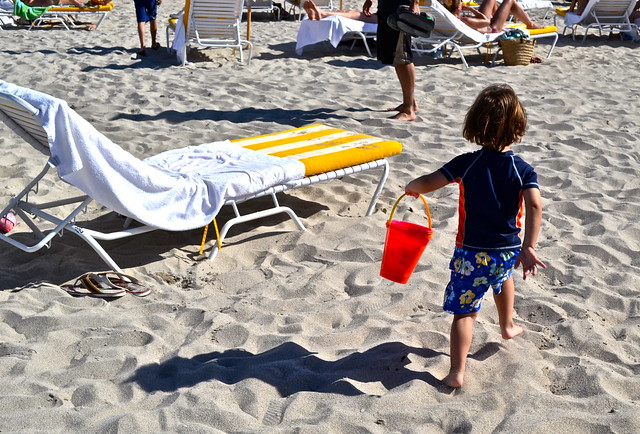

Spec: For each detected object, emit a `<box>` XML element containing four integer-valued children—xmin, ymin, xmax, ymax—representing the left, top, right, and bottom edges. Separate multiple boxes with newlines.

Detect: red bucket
<box><xmin>380</xmin><ymin>194</ymin><xmax>433</xmax><ymax>284</ymax></box>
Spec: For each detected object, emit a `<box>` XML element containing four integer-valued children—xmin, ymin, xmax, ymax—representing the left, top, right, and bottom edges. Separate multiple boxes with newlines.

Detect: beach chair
<box><xmin>413</xmin><ymin>0</ymin><xmax>558</xmax><ymax>67</ymax></box>
<box><xmin>296</xmin><ymin>15</ymin><xmax>377</xmax><ymax>57</ymax></box>
<box><xmin>168</xmin><ymin>0</ymin><xmax>252</xmax><ymax>65</ymax></box>
<box><xmin>28</xmin><ymin>1</ymin><xmax>114</xmax><ymax>30</ymax></box>
<box><xmin>245</xmin><ymin>0</ymin><xmax>280</xmax><ymax>20</ymax></box>
<box><xmin>0</xmin><ymin>81</ymin><xmax>402</xmax><ymax>271</ymax></box>
<box><xmin>554</xmin><ymin>0</ymin><xmax>638</xmax><ymax>41</ymax></box>
<box><xmin>412</xmin><ymin>0</ymin><xmax>505</xmax><ymax>68</ymax></box>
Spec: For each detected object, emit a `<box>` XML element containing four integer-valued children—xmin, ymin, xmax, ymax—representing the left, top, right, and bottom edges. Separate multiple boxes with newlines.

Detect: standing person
<box><xmin>134</xmin><ymin>0</ymin><xmax>161</xmax><ymax>56</ymax></box>
<box><xmin>363</xmin><ymin>0</ymin><xmax>420</xmax><ymax>121</ymax></box>
<box><xmin>404</xmin><ymin>84</ymin><xmax>546</xmax><ymax>388</ymax></box>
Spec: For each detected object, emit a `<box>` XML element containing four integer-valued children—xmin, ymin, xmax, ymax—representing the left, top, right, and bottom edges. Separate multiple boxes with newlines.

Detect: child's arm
<box><xmin>405</xmin><ymin>171</ymin><xmax>449</xmax><ymax>197</ymax></box>
<box><xmin>515</xmin><ymin>187</ymin><xmax>546</xmax><ymax>279</ymax></box>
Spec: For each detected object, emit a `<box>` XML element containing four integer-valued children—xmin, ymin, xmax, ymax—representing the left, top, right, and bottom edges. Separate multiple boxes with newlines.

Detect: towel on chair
<box><xmin>0</xmin><ymin>80</ymin><xmax>305</xmax><ymax>231</ymax></box>
<box><xmin>296</xmin><ymin>15</ymin><xmax>377</xmax><ymax>55</ymax></box>
<box><xmin>13</xmin><ymin>0</ymin><xmax>51</xmax><ymax>21</ymax></box>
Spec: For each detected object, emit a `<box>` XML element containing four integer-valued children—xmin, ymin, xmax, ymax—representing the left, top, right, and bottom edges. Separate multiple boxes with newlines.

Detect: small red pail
<box><xmin>380</xmin><ymin>194</ymin><xmax>433</xmax><ymax>284</ymax></box>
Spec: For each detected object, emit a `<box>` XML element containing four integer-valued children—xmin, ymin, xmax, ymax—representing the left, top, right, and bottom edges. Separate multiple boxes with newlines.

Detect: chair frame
<box><xmin>28</xmin><ymin>2</ymin><xmax>113</xmax><ymax>30</ymax></box>
<box><xmin>0</xmin><ymin>91</ymin><xmax>394</xmax><ymax>271</ymax></box>
<box><xmin>554</xmin><ymin>0</ymin><xmax>638</xmax><ymax>41</ymax></box>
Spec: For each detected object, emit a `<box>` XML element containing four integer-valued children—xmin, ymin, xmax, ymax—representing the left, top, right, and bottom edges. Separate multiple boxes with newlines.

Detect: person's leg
<box><xmin>137</xmin><ymin>21</ymin><xmax>147</xmax><ymax>54</ymax></box>
<box><xmin>443</xmin><ymin>312</ymin><xmax>478</xmax><ymax>388</ymax></box>
<box><xmin>478</xmin><ymin>0</ymin><xmax>498</xmax><ymax>19</ymax></box>
<box><xmin>393</xmin><ymin>62</ymin><xmax>417</xmax><ymax>121</ymax></box>
<box><xmin>493</xmin><ymin>276</ymin><xmax>524</xmax><ymax>339</ymax></box>
<box><xmin>150</xmin><ymin>19</ymin><xmax>158</xmax><ymax>48</ymax></box>
<box><xmin>491</xmin><ymin>0</ymin><xmax>543</xmax><ymax>30</ymax></box>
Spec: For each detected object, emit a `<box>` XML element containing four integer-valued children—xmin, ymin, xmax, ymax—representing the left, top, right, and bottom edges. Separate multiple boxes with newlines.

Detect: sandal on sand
<box><xmin>91</xmin><ymin>272</ymin><xmax>151</xmax><ymax>297</ymax></box>
<box><xmin>62</xmin><ymin>274</ymin><xmax>126</xmax><ymax>299</ymax></box>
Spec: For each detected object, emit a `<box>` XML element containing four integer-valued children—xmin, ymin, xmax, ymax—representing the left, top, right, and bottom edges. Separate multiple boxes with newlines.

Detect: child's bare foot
<box><xmin>527</xmin><ymin>23</ymin><xmax>546</xmax><ymax>30</ymax></box>
<box><xmin>502</xmin><ymin>324</ymin><xmax>524</xmax><ymax>340</ymax></box>
<box><xmin>442</xmin><ymin>370</ymin><xmax>464</xmax><ymax>388</ymax></box>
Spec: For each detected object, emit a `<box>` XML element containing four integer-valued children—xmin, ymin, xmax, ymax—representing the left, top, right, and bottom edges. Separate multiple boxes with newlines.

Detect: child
<box><xmin>405</xmin><ymin>84</ymin><xmax>546</xmax><ymax>388</ymax></box>
<box><xmin>134</xmin><ymin>0</ymin><xmax>161</xmax><ymax>56</ymax></box>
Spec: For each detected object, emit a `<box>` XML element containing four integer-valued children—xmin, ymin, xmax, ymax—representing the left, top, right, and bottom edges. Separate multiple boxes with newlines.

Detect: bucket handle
<box><xmin>387</xmin><ymin>193</ymin><xmax>432</xmax><ymax>229</ymax></box>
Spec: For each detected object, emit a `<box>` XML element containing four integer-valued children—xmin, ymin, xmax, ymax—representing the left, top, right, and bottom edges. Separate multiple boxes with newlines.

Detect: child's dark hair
<box><xmin>463</xmin><ymin>84</ymin><xmax>527</xmax><ymax>151</ymax></box>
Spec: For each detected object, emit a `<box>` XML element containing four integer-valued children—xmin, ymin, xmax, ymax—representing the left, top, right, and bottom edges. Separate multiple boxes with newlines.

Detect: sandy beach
<box><xmin>0</xmin><ymin>0</ymin><xmax>639</xmax><ymax>431</ymax></box>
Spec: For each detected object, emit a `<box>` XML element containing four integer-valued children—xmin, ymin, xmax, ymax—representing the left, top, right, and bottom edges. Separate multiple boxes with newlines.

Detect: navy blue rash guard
<box><xmin>439</xmin><ymin>148</ymin><xmax>539</xmax><ymax>251</ymax></box>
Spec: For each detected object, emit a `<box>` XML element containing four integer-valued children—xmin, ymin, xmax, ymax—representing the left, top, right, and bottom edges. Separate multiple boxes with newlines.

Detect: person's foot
<box><xmin>527</xmin><ymin>23</ymin><xmax>546</xmax><ymax>30</ymax></box>
<box><xmin>303</xmin><ymin>0</ymin><xmax>320</xmax><ymax>20</ymax></box>
<box><xmin>152</xmin><ymin>42</ymin><xmax>161</xmax><ymax>50</ymax></box>
<box><xmin>442</xmin><ymin>370</ymin><xmax>464</xmax><ymax>388</ymax></box>
<box><xmin>501</xmin><ymin>323</ymin><xmax>524</xmax><ymax>339</ymax></box>
<box><xmin>391</xmin><ymin>111</ymin><xmax>416</xmax><ymax>121</ymax></box>
<box><xmin>137</xmin><ymin>48</ymin><xmax>147</xmax><ymax>56</ymax></box>
<box><xmin>387</xmin><ymin>101</ymin><xmax>419</xmax><ymax>113</ymax></box>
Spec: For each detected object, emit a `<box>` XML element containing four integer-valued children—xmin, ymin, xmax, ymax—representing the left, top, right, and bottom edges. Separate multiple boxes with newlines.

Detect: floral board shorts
<box><xmin>443</xmin><ymin>247</ymin><xmax>520</xmax><ymax>315</ymax></box>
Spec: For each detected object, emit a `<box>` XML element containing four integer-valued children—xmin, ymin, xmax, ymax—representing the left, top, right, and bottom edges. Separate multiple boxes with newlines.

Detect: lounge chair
<box><xmin>296</xmin><ymin>15</ymin><xmax>377</xmax><ymax>57</ymax></box>
<box><xmin>167</xmin><ymin>0</ymin><xmax>252</xmax><ymax>65</ymax></box>
<box><xmin>28</xmin><ymin>1</ymin><xmax>114</xmax><ymax>30</ymax></box>
<box><xmin>554</xmin><ymin>0</ymin><xmax>638</xmax><ymax>41</ymax></box>
<box><xmin>245</xmin><ymin>0</ymin><xmax>281</xmax><ymax>21</ymax></box>
<box><xmin>413</xmin><ymin>0</ymin><xmax>558</xmax><ymax>67</ymax></box>
<box><xmin>0</xmin><ymin>81</ymin><xmax>402</xmax><ymax>271</ymax></box>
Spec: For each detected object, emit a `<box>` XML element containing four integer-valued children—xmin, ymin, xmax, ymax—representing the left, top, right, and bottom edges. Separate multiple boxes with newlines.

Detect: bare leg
<box><xmin>304</xmin><ymin>0</ymin><xmax>377</xmax><ymax>22</ymax></box>
<box><xmin>137</xmin><ymin>21</ymin><xmax>147</xmax><ymax>54</ymax></box>
<box><xmin>478</xmin><ymin>0</ymin><xmax>499</xmax><ymax>19</ymax></box>
<box><xmin>150</xmin><ymin>19</ymin><xmax>159</xmax><ymax>48</ymax></box>
<box><xmin>390</xmin><ymin>63</ymin><xmax>417</xmax><ymax>121</ymax></box>
<box><xmin>493</xmin><ymin>276</ymin><xmax>524</xmax><ymax>339</ymax></box>
<box><xmin>443</xmin><ymin>312</ymin><xmax>478</xmax><ymax>388</ymax></box>
<box><xmin>491</xmin><ymin>0</ymin><xmax>544</xmax><ymax>30</ymax></box>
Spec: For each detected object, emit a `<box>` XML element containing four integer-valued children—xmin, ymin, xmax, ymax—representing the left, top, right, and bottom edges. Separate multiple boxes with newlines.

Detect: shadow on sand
<box><xmin>129</xmin><ymin>341</ymin><xmax>451</xmax><ymax>396</ymax></box>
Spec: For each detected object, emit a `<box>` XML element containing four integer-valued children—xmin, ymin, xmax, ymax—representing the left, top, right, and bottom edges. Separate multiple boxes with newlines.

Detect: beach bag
<box><xmin>387</xmin><ymin>5</ymin><xmax>435</xmax><ymax>38</ymax></box>
<box><xmin>499</xmin><ymin>28</ymin><xmax>536</xmax><ymax>66</ymax></box>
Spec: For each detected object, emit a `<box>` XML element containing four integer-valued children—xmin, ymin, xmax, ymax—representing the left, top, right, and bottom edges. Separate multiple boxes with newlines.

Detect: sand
<box><xmin>0</xmin><ymin>0</ymin><xmax>639</xmax><ymax>432</ymax></box>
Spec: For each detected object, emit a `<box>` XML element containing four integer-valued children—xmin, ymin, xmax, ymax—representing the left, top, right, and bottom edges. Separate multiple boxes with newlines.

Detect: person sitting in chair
<box><xmin>444</xmin><ymin>0</ymin><xmax>544</xmax><ymax>33</ymax></box>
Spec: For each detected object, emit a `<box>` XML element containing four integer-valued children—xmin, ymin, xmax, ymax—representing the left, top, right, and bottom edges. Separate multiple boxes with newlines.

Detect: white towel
<box><xmin>296</xmin><ymin>15</ymin><xmax>378</xmax><ymax>55</ymax></box>
<box><xmin>0</xmin><ymin>81</ymin><xmax>305</xmax><ymax>231</ymax></box>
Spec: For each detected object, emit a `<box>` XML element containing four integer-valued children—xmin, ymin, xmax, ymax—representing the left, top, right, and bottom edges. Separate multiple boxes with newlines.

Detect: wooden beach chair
<box><xmin>0</xmin><ymin>81</ymin><xmax>402</xmax><ymax>271</ymax></box>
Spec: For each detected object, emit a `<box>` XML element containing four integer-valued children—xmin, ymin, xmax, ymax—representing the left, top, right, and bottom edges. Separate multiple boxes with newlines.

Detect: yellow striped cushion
<box><xmin>529</xmin><ymin>26</ymin><xmax>557</xmax><ymax>35</ymax></box>
<box><xmin>231</xmin><ymin>124</ymin><xmax>403</xmax><ymax>177</ymax></box>
<box><xmin>49</xmin><ymin>1</ymin><xmax>114</xmax><ymax>12</ymax></box>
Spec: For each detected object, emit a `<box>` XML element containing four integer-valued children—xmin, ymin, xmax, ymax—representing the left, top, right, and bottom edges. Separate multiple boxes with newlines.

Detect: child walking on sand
<box><xmin>405</xmin><ymin>84</ymin><xmax>546</xmax><ymax>388</ymax></box>
<box><xmin>134</xmin><ymin>0</ymin><xmax>161</xmax><ymax>56</ymax></box>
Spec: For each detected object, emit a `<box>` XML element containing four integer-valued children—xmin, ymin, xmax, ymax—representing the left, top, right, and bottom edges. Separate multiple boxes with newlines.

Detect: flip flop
<box><xmin>62</xmin><ymin>274</ymin><xmax>126</xmax><ymax>299</ymax></box>
<box><xmin>89</xmin><ymin>272</ymin><xmax>152</xmax><ymax>297</ymax></box>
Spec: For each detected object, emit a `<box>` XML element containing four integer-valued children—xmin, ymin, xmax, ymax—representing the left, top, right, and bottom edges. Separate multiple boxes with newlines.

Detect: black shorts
<box><xmin>376</xmin><ymin>9</ymin><xmax>413</xmax><ymax>65</ymax></box>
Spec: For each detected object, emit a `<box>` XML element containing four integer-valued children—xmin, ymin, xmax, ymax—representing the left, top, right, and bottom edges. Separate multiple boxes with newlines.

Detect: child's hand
<box><xmin>515</xmin><ymin>246</ymin><xmax>546</xmax><ymax>280</ymax></box>
<box><xmin>404</xmin><ymin>187</ymin><xmax>420</xmax><ymax>198</ymax></box>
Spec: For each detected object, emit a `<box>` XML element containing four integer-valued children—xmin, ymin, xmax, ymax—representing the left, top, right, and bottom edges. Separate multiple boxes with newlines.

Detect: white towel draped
<box><xmin>0</xmin><ymin>81</ymin><xmax>305</xmax><ymax>231</ymax></box>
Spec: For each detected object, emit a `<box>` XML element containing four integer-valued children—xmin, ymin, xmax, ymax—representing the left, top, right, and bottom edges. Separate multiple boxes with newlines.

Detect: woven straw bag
<box><xmin>499</xmin><ymin>37</ymin><xmax>536</xmax><ymax>66</ymax></box>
